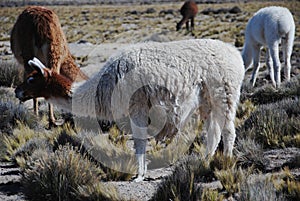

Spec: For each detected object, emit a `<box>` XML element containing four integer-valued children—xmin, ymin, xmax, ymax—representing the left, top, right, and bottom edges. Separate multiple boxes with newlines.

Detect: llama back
<box><xmin>11</xmin><ymin>6</ymin><xmax>68</xmax><ymax>70</ymax></box>
<box><xmin>246</xmin><ymin>6</ymin><xmax>294</xmax><ymax>45</ymax></box>
<box><xmin>94</xmin><ymin>39</ymin><xmax>244</xmax><ymax>124</ymax></box>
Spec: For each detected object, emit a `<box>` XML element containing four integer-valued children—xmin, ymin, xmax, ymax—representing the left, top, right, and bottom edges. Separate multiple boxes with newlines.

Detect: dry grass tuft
<box><xmin>0</xmin><ymin>60</ymin><xmax>22</xmax><ymax>87</ymax></box>
<box><xmin>21</xmin><ymin>145</ymin><xmax>118</xmax><ymax>201</ymax></box>
<box><xmin>240</xmin><ymin>98</ymin><xmax>300</xmax><ymax>148</ymax></box>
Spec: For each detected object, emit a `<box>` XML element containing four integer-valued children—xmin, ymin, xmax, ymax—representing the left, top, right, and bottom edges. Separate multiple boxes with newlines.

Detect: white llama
<box><xmin>15</xmin><ymin>39</ymin><xmax>245</xmax><ymax>182</ymax></box>
<box><xmin>242</xmin><ymin>6</ymin><xmax>295</xmax><ymax>88</ymax></box>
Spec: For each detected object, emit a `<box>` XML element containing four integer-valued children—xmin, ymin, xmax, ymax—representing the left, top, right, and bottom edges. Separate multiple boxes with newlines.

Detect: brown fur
<box><xmin>10</xmin><ymin>6</ymin><xmax>88</xmax><ymax>126</ymax></box>
<box><xmin>16</xmin><ymin>68</ymin><xmax>72</xmax><ymax>102</ymax></box>
<box><xmin>10</xmin><ymin>6</ymin><xmax>88</xmax><ymax>80</ymax></box>
<box><xmin>176</xmin><ymin>0</ymin><xmax>198</xmax><ymax>31</ymax></box>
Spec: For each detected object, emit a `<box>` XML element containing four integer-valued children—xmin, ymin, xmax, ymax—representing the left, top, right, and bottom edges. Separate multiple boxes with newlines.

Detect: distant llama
<box><xmin>242</xmin><ymin>6</ymin><xmax>295</xmax><ymax>88</ymax></box>
<box><xmin>10</xmin><ymin>6</ymin><xmax>88</xmax><ymax>127</ymax></box>
<box><xmin>176</xmin><ymin>0</ymin><xmax>198</xmax><ymax>32</ymax></box>
<box><xmin>15</xmin><ymin>39</ymin><xmax>244</xmax><ymax>182</ymax></box>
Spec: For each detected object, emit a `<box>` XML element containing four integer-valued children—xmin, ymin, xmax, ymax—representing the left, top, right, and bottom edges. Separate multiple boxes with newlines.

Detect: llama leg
<box><xmin>282</xmin><ymin>38</ymin><xmax>289</xmax><ymax>81</ymax></box>
<box><xmin>205</xmin><ymin>111</ymin><xmax>222</xmax><ymax>157</ymax></box>
<box><xmin>131</xmin><ymin>117</ymin><xmax>148</xmax><ymax>182</ymax></box>
<box><xmin>250</xmin><ymin>46</ymin><xmax>261</xmax><ymax>87</ymax></box>
<box><xmin>33</xmin><ymin>98</ymin><xmax>39</xmax><ymax>116</ymax></box>
<box><xmin>186</xmin><ymin>21</ymin><xmax>189</xmax><ymax>31</ymax></box>
<box><xmin>191</xmin><ymin>17</ymin><xmax>195</xmax><ymax>32</ymax></box>
<box><xmin>134</xmin><ymin>138</ymin><xmax>147</xmax><ymax>182</ymax></box>
<box><xmin>48</xmin><ymin>103</ymin><xmax>56</xmax><ymax>127</ymax></box>
<box><xmin>266</xmin><ymin>49</ymin><xmax>275</xmax><ymax>85</ymax></box>
<box><xmin>269</xmin><ymin>42</ymin><xmax>281</xmax><ymax>88</ymax></box>
<box><xmin>48</xmin><ymin>103</ymin><xmax>65</xmax><ymax>127</ymax></box>
<box><xmin>222</xmin><ymin>119</ymin><xmax>236</xmax><ymax>157</ymax></box>
<box><xmin>283</xmin><ymin>32</ymin><xmax>294</xmax><ymax>82</ymax></box>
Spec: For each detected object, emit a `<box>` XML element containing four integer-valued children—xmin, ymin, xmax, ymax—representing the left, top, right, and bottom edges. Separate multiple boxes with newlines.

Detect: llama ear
<box><xmin>28</xmin><ymin>57</ymin><xmax>47</xmax><ymax>76</ymax></box>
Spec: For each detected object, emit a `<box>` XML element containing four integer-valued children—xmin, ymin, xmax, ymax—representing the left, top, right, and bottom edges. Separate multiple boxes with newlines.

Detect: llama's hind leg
<box><xmin>222</xmin><ymin>119</ymin><xmax>236</xmax><ymax>157</ymax></box>
<box><xmin>191</xmin><ymin>17</ymin><xmax>195</xmax><ymax>32</ymax></box>
<box><xmin>266</xmin><ymin>49</ymin><xmax>275</xmax><ymax>86</ymax></box>
<box><xmin>282</xmin><ymin>32</ymin><xmax>294</xmax><ymax>82</ymax></box>
<box><xmin>250</xmin><ymin>46</ymin><xmax>261</xmax><ymax>87</ymax></box>
<box><xmin>269</xmin><ymin>42</ymin><xmax>281</xmax><ymax>88</ymax></box>
<box><xmin>205</xmin><ymin>111</ymin><xmax>223</xmax><ymax>157</ymax></box>
<box><xmin>186</xmin><ymin>21</ymin><xmax>190</xmax><ymax>31</ymax></box>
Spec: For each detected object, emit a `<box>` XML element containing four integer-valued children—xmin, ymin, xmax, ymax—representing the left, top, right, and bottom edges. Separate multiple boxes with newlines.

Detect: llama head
<box><xmin>15</xmin><ymin>58</ymin><xmax>52</xmax><ymax>101</ymax></box>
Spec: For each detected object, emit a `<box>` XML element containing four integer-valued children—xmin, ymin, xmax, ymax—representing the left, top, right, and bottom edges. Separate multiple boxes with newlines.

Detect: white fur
<box><xmin>34</xmin><ymin>39</ymin><xmax>245</xmax><ymax>181</ymax></box>
<box><xmin>242</xmin><ymin>6</ymin><xmax>295</xmax><ymax>88</ymax></box>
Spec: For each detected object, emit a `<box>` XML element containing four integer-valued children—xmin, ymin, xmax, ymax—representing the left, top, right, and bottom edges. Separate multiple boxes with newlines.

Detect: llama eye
<box><xmin>27</xmin><ymin>77</ymin><xmax>35</xmax><ymax>84</ymax></box>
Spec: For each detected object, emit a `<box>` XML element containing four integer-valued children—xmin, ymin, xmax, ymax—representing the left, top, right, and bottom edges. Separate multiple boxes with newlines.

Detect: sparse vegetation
<box><xmin>240</xmin><ymin>98</ymin><xmax>300</xmax><ymax>149</ymax></box>
<box><xmin>22</xmin><ymin>145</ymin><xmax>119</xmax><ymax>201</ymax></box>
<box><xmin>0</xmin><ymin>61</ymin><xmax>22</xmax><ymax>87</ymax></box>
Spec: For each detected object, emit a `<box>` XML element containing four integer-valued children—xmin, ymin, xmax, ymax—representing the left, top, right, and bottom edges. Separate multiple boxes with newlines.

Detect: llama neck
<box><xmin>47</xmin><ymin>73</ymin><xmax>98</xmax><ymax>118</ymax></box>
<box><xmin>178</xmin><ymin>17</ymin><xmax>189</xmax><ymax>28</ymax></box>
<box><xmin>60</xmin><ymin>54</ymin><xmax>89</xmax><ymax>82</ymax></box>
<box><xmin>241</xmin><ymin>42</ymin><xmax>253</xmax><ymax>69</ymax></box>
<box><xmin>45</xmin><ymin>72</ymin><xmax>73</xmax><ymax>112</ymax></box>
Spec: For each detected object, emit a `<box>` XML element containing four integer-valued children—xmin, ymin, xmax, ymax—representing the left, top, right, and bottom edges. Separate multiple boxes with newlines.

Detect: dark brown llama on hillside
<box><xmin>10</xmin><ymin>6</ymin><xmax>88</xmax><ymax>127</ymax></box>
<box><xmin>176</xmin><ymin>0</ymin><xmax>198</xmax><ymax>31</ymax></box>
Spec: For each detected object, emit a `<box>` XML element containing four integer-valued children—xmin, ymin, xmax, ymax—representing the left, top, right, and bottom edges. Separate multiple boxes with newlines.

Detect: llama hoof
<box><xmin>133</xmin><ymin>175</ymin><xmax>144</xmax><ymax>182</ymax></box>
<box><xmin>54</xmin><ymin>118</ymin><xmax>65</xmax><ymax>126</ymax></box>
<box><xmin>47</xmin><ymin>119</ymin><xmax>65</xmax><ymax>129</ymax></box>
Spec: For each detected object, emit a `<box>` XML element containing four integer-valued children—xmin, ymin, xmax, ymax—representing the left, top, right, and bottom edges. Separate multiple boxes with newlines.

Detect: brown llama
<box><xmin>176</xmin><ymin>0</ymin><xmax>198</xmax><ymax>31</ymax></box>
<box><xmin>10</xmin><ymin>6</ymin><xmax>88</xmax><ymax>127</ymax></box>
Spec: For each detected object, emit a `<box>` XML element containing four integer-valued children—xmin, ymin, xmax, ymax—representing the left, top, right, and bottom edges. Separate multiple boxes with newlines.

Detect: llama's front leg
<box><xmin>134</xmin><ymin>138</ymin><xmax>147</xmax><ymax>182</ymax></box>
<box><xmin>48</xmin><ymin>103</ymin><xmax>66</xmax><ymax>128</ymax></box>
<box><xmin>131</xmin><ymin>118</ymin><xmax>148</xmax><ymax>182</ymax></box>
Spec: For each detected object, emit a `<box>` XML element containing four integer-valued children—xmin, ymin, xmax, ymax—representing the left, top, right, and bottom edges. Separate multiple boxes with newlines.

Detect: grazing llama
<box><xmin>242</xmin><ymin>6</ymin><xmax>295</xmax><ymax>88</ymax></box>
<box><xmin>10</xmin><ymin>6</ymin><xmax>88</xmax><ymax>127</ymax></box>
<box><xmin>176</xmin><ymin>0</ymin><xmax>198</xmax><ymax>31</ymax></box>
<box><xmin>15</xmin><ymin>39</ymin><xmax>244</xmax><ymax>182</ymax></box>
